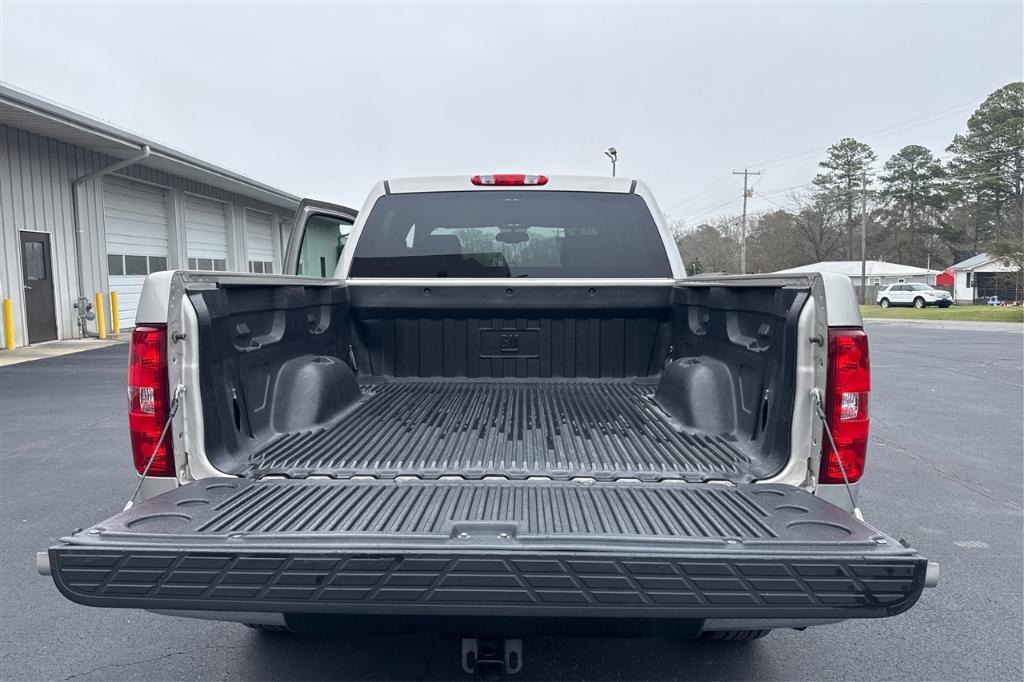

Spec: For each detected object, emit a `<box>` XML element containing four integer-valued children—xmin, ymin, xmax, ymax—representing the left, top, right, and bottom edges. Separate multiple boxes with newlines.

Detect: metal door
<box><xmin>103</xmin><ymin>176</ymin><xmax>170</xmax><ymax>329</ymax></box>
<box><xmin>184</xmin><ymin>194</ymin><xmax>229</xmax><ymax>271</ymax></box>
<box><xmin>19</xmin><ymin>231</ymin><xmax>58</xmax><ymax>343</ymax></box>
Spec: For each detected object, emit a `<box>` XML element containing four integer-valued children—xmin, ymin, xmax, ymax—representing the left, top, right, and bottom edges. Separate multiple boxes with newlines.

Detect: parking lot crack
<box><xmin>60</xmin><ymin>643</ymin><xmax>251</xmax><ymax>680</ymax></box>
<box><xmin>873</xmin><ymin>436</ymin><xmax>1021</xmax><ymax>508</ymax></box>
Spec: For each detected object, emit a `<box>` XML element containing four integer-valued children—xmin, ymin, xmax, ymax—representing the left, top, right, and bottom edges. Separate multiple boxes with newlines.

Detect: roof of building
<box><xmin>0</xmin><ymin>81</ymin><xmax>300</xmax><ymax>210</ymax></box>
<box><xmin>775</xmin><ymin>260</ymin><xmax>940</xmax><ymax>277</ymax></box>
<box><xmin>950</xmin><ymin>253</ymin><xmax>997</xmax><ymax>270</ymax></box>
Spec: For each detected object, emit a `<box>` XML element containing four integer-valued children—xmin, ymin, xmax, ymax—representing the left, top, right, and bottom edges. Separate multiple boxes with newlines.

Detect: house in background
<box><xmin>950</xmin><ymin>253</ymin><xmax>1022</xmax><ymax>304</ymax></box>
<box><xmin>775</xmin><ymin>260</ymin><xmax>941</xmax><ymax>300</ymax></box>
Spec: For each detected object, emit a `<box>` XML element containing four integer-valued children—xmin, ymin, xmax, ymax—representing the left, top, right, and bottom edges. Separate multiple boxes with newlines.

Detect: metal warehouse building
<box><xmin>1</xmin><ymin>83</ymin><xmax>300</xmax><ymax>348</ymax></box>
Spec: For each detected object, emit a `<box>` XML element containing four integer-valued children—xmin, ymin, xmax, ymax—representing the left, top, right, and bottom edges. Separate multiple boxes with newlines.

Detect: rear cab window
<box><xmin>348</xmin><ymin>191</ymin><xmax>672</xmax><ymax>278</ymax></box>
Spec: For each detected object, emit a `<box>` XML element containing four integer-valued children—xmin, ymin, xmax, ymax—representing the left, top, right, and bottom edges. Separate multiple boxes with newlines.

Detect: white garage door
<box><xmin>245</xmin><ymin>210</ymin><xmax>275</xmax><ymax>273</ymax></box>
<box><xmin>185</xmin><ymin>195</ymin><xmax>229</xmax><ymax>271</ymax></box>
<box><xmin>103</xmin><ymin>176</ymin><xmax>169</xmax><ymax>330</ymax></box>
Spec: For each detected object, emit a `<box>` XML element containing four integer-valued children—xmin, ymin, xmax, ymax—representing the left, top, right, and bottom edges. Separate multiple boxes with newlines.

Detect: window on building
<box><xmin>187</xmin><ymin>257</ymin><xmax>226</xmax><ymax>271</ymax></box>
<box><xmin>24</xmin><ymin>241</ymin><xmax>46</xmax><ymax>280</ymax></box>
<box><xmin>108</xmin><ymin>254</ymin><xmax>168</xmax><ymax>276</ymax></box>
<box><xmin>248</xmin><ymin>260</ymin><xmax>273</xmax><ymax>274</ymax></box>
<box><xmin>124</xmin><ymin>255</ymin><xmax>149</xmax><ymax>275</ymax></box>
<box><xmin>872</xmin><ymin>277</ymin><xmax>881</xmax><ymax>285</ymax></box>
<box><xmin>966</xmin><ymin>272</ymin><xmax>973</xmax><ymax>288</ymax></box>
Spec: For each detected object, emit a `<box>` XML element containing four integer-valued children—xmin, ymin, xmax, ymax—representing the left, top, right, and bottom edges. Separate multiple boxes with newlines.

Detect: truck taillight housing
<box><xmin>128</xmin><ymin>325</ymin><xmax>175</xmax><ymax>477</ymax></box>
<box><xmin>820</xmin><ymin>327</ymin><xmax>870</xmax><ymax>484</ymax></box>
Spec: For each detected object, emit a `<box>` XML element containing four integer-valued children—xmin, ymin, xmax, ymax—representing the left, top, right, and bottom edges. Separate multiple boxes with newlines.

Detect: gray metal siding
<box><xmin>0</xmin><ymin>123</ymin><xmax>293</xmax><ymax>347</ymax></box>
<box><xmin>1</xmin><ymin>125</ymin><xmax>92</xmax><ymax>345</ymax></box>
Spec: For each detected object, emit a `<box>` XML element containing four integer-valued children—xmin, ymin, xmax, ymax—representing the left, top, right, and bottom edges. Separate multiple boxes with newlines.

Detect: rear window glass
<box><xmin>348</xmin><ymin>191</ymin><xmax>671</xmax><ymax>278</ymax></box>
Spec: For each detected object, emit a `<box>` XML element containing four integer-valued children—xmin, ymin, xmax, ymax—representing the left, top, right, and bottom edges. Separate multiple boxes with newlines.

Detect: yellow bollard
<box><xmin>94</xmin><ymin>292</ymin><xmax>107</xmax><ymax>340</ymax></box>
<box><xmin>2</xmin><ymin>299</ymin><xmax>14</xmax><ymax>350</ymax></box>
<box><xmin>109</xmin><ymin>291</ymin><xmax>120</xmax><ymax>337</ymax></box>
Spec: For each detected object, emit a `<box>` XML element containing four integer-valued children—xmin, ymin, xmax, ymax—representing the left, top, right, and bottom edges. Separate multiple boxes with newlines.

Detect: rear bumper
<box><xmin>49</xmin><ymin>545</ymin><xmax>927</xmax><ymax>620</ymax></box>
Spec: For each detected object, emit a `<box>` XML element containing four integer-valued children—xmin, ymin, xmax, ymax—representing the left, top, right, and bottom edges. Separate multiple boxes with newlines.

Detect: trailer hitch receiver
<box><xmin>462</xmin><ymin>637</ymin><xmax>523</xmax><ymax>675</ymax></box>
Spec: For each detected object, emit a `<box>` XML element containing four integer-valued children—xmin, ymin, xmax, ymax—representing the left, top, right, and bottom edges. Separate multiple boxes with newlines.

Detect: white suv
<box><xmin>877</xmin><ymin>283</ymin><xmax>952</xmax><ymax>308</ymax></box>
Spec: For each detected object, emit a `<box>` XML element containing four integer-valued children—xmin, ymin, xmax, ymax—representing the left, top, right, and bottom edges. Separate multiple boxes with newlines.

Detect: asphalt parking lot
<box><xmin>1</xmin><ymin>323</ymin><xmax>1021</xmax><ymax>681</ymax></box>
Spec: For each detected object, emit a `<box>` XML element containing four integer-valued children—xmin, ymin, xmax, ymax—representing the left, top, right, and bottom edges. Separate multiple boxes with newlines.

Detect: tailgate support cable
<box><xmin>126</xmin><ymin>385</ymin><xmax>184</xmax><ymax>510</ymax></box>
<box><xmin>811</xmin><ymin>389</ymin><xmax>863</xmax><ymax>521</ymax></box>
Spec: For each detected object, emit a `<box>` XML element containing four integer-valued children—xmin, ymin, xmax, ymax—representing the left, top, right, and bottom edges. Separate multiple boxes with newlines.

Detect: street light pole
<box><xmin>860</xmin><ymin>169</ymin><xmax>868</xmax><ymax>304</ymax></box>
<box><xmin>605</xmin><ymin>147</ymin><xmax>618</xmax><ymax>177</ymax></box>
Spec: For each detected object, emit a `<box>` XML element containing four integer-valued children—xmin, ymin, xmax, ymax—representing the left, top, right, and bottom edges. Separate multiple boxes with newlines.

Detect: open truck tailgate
<box><xmin>46</xmin><ymin>479</ymin><xmax>928</xmax><ymax>620</ymax></box>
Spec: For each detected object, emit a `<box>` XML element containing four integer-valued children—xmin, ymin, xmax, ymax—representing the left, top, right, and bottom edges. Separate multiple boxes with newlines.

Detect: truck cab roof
<box><xmin>383</xmin><ymin>174</ymin><xmax>640</xmax><ymax>194</ymax></box>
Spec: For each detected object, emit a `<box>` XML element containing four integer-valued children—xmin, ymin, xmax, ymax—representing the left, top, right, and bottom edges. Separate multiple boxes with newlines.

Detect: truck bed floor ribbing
<box><xmin>244</xmin><ymin>379</ymin><xmax>751</xmax><ymax>481</ymax></box>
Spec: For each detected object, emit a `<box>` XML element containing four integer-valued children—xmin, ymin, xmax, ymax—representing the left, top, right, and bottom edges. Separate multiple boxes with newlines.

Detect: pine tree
<box><xmin>878</xmin><ymin>145</ymin><xmax>947</xmax><ymax>265</ymax></box>
<box><xmin>812</xmin><ymin>138</ymin><xmax>877</xmax><ymax>259</ymax></box>
<box><xmin>946</xmin><ymin>82</ymin><xmax>1024</xmax><ymax>250</ymax></box>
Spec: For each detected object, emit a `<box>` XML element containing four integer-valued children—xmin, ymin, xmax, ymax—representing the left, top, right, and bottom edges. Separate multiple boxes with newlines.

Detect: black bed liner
<box><xmin>244</xmin><ymin>379</ymin><xmax>751</xmax><ymax>482</ymax></box>
<box><xmin>49</xmin><ymin>479</ymin><xmax>927</xmax><ymax>620</ymax></box>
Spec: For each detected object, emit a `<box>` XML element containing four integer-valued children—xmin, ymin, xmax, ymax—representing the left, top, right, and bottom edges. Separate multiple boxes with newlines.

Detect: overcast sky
<box><xmin>2</xmin><ymin>2</ymin><xmax>1021</xmax><ymax>224</ymax></box>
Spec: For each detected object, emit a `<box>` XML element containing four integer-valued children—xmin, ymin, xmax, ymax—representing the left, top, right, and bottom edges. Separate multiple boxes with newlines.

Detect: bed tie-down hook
<box><xmin>810</xmin><ymin>388</ymin><xmax>863</xmax><ymax>521</ymax></box>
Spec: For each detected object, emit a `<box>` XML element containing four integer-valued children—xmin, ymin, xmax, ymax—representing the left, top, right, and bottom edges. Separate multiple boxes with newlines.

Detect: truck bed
<box><xmin>188</xmin><ymin>281</ymin><xmax>808</xmax><ymax>485</ymax></box>
<box><xmin>245</xmin><ymin>378</ymin><xmax>751</xmax><ymax>481</ymax></box>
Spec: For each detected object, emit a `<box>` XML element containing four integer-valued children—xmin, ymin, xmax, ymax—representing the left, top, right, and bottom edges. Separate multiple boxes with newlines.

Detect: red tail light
<box><xmin>471</xmin><ymin>174</ymin><xmax>548</xmax><ymax>186</ymax></box>
<box><xmin>128</xmin><ymin>325</ymin><xmax>175</xmax><ymax>477</ymax></box>
<box><xmin>820</xmin><ymin>327</ymin><xmax>870</xmax><ymax>484</ymax></box>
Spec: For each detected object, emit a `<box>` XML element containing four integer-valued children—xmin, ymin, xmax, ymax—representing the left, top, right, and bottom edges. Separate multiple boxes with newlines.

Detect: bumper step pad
<box><xmin>53</xmin><ymin>547</ymin><xmax>923</xmax><ymax>619</ymax></box>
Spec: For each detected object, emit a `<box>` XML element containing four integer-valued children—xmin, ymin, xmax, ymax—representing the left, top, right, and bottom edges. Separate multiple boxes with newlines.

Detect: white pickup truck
<box><xmin>41</xmin><ymin>174</ymin><xmax>936</xmax><ymax>673</ymax></box>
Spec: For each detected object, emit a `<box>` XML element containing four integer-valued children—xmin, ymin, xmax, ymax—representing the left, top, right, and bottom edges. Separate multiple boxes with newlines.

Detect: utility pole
<box><xmin>732</xmin><ymin>168</ymin><xmax>761</xmax><ymax>274</ymax></box>
<box><xmin>859</xmin><ymin>169</ymin><xmax>868</xmax><ymax>304</ymax></box>
<box><xmin>605</xmin><ymin>147</ymin><xmax>618</xmax><ymax>177</ymax></box>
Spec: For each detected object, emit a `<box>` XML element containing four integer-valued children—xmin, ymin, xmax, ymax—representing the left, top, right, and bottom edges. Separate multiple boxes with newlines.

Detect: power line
<box><xmin>674</xmin><ymin>172</ymin><xmax>782</xmax><ymax>221</ymax></box>
<box><xmin>662</xmin><ymin>173</ymin><xmax>736</xmax><ymax>213</ymax></box>
<box><xmin>743</xmin><ymin>171</ymin><xmax>1013</xmax><ymax>216</ymax></box>
<box><xmin>752</xmin><ymin>190</ymin><xmax>788</xmax><ymax>209</ymax></box>
<box><xmin>935</xmin><ymin>144</ymin><xmax>1024</xmax><ymax>162</ymax></box>
<box><xmin>682</xmin><ymin>151</ymin><xmax>1020</xmax><ymax>219</ymax></box>
<box><xmin>664</xmin><ymin>93</ymin><xmax>994</xmax><ymax>220</ymax></box>
<box><xmin>677</xmin><ymin>198</ymin><xmax>744</xmax><ymax>226</ymax></box>
<box><xmin>747</xmin><ymin>97</ymin><xmax>984</xmax><ymax>173</ymax></box>
<box><xmin>667</xmin><ymin>183</ymin><xmax>742</xmax><ymax>216</ymax></box>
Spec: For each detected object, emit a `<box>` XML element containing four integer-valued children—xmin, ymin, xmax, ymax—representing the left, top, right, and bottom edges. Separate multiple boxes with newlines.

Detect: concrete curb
<box><xmin>863</xmin><ymin>318</ymin><xmax>1023</xmax><ymax>333</ymax></box>
<box><xmin>0</xmin><ymin>338</ymin><xmax>127</xmax><ymax>367</ymax></box>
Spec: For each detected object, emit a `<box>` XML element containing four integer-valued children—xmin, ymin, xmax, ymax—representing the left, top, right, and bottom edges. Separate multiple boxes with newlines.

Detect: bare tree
<box><xmin>791</xmin><ymin>193</ymin><xmax>843</xmax><ymax>262</ymax></box>
<box><xmin>672</xmin><ymin>217</ymin><xmax>742</xmax><ymax>273</ymax></box>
